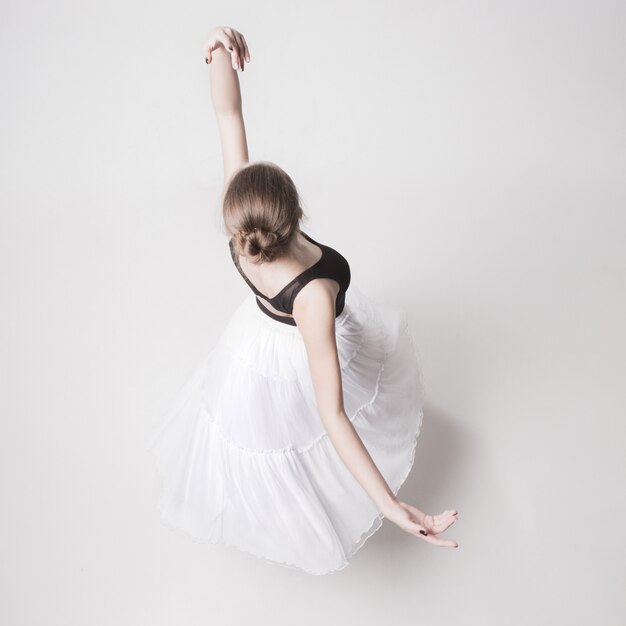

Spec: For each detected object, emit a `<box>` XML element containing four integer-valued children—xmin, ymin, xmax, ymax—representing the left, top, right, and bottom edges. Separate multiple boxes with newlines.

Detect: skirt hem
<box><xmin>152</xmin><ymin>404</ymin><xmax>424</xmax><ymax>576</ymax></box>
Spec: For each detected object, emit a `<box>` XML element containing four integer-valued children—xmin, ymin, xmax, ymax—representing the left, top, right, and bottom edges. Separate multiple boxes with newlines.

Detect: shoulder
<box><xmin>291</xmin><ymin>279</ymin><xmax>337</xmax><ymax>337</ymax></box>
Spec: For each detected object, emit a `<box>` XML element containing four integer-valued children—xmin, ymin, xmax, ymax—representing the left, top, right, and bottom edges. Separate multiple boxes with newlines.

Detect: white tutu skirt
<box><xmin>147</xmin><ymin>284</ymin><xmax>426</xmax><ymax>575</ymax></box>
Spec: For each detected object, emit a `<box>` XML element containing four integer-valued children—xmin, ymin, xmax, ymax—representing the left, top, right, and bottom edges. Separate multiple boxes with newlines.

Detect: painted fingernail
<box><xmin>420</xmin><ymin>530</ymin><xmax>428</xmax><ymax>536</ymax></box>
<box><xmin>205</xmin><ymin>57</ymin><xmax>208</xmax><ymax>64</ymax></box>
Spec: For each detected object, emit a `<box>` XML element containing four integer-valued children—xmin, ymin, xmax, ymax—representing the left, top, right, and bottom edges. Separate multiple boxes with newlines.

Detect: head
<box><xmin>223</xmin><ymin>161</ymin><xmax>306</xmax><ymax>264</ymax></box>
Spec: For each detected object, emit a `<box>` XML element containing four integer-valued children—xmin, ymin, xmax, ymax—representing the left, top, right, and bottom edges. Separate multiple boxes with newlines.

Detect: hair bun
<box><xmin>238</xmin><ymin>227</ymin><xmax>281</xmax><ymax>264</ymax></box>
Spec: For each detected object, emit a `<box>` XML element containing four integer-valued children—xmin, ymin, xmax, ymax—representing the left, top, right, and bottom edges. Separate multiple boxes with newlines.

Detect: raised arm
<box><xmin>204</xmin><ymin>26</ymin><xmax>251</xmax><ymax>188</ymax></box>
<box><xmin>293</xmin><ymin>281</ymin><xmax>458</xmax><ymax>547</ymax></box>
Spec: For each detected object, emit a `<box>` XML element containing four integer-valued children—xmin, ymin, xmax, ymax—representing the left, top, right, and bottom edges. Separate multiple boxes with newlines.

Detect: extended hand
<box><xmin>383</xmin><ymin>500</ymin><xmax>459</xmax><ymax>547</ymax></box>
<box><xmin>203</xmin><ymin>26</ymin><xmax>250</xmax><ymax>72</ymax></box>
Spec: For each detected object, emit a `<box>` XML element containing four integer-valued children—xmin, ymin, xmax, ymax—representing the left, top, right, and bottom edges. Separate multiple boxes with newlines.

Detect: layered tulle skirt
<box><xmin>147</xmin><ymin>284</ymin><xmax>426</xmax><ymax>575</ymax></box>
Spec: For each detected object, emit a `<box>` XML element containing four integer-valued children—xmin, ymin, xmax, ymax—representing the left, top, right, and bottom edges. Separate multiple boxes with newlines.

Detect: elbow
<box><xmin>319</xmin><ymin>409</ymin><xmax>349</xmax><ymax>430</ymax></box>
<box><xmin>213</xmin><ymin>104</ymin><xmax>243</xmax><ymax>119</ymax></box>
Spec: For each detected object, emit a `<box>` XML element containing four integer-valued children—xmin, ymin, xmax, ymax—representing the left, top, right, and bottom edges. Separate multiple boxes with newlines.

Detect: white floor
<box><xmin>1</xmin><ymin>1</ymin><xmax>625</xmax><ymax>624</ymax></box>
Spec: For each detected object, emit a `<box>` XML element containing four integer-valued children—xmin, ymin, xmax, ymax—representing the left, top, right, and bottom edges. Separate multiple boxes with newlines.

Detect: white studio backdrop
<box><xmin>1</xmin><ymin>1</ymin><xmax>624</xmax><ymax>624</ymax></box>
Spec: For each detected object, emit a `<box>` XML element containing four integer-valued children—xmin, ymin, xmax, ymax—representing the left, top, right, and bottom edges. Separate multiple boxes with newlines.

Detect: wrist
<box><xmin>377</xmin><ymin>492</ymin><xmax>399</xmax><ymax>516</ymax></box>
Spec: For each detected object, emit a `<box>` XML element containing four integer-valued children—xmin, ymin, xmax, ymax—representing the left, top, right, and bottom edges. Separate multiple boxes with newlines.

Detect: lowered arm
<box><xmin>292</xmin><ymin>280</ymin><xmax>398</xmax><ymax>514</ymax></box>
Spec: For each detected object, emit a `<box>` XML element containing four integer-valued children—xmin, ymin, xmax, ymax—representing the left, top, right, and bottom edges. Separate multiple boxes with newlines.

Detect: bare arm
<box><xmin>293</xmin><ymin>280</ymin><xmax>459</xmax><ymax>547</ymax></box>
<box><xmin>292</xmin><ymin>280</ymin><xmax>398</xmax><ymax>512</ymax></box>
<box><xmin>204</xmin><ymin>27</ymin><xmax>251</xmax><ymax>188</ymax></box>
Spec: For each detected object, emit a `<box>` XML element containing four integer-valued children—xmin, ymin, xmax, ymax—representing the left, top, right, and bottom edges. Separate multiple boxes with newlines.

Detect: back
<box><xmin>229</xmin><ymin>231</ymin><xmax>351</xmax><ymax>326</ymax></box>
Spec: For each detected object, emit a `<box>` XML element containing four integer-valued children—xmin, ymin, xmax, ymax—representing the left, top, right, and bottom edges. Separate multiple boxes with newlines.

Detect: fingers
<box><xmin>223</xmin><ymin>27</ymin><xmax>245</xmax><ymax>71</ymax></box>
<box><xmin>240</xmin><ymin>33</ymin><xmax>251</xmax><ymax>63</ymax></box>
<box><xmin>422</xmin><ymin>534</ymin><xmax>459</xmax><ymax>548</ymax></box>
<box><xmin>426</xmin><ymin>510</ymin><xmax>458</xmax><ymax>532</ymax></box>
<box><xmin>203</xmin><ymin>27</ymin><xmax>247</xmax><ymax>70</ymax></box>
<box><xmin>203</xmin><ymin>40</ymin><xmax>218</xmax><ymax>64</ymax></box>
<box><xmin>402</xmin><ymin>507</ymin><xmax>459</xmax><ymax>547</ymax></box>
<box><xmin>407</xmin><ymin>521</ymin><xmax>458</xmax><ymax>547</ymax></box>
<box><xmin>223</xmin><ymin>38</ymin><xmax>239</xmax><ymax>69</ymax></box>
<box><xmin>230</xmin><ymin>31</ymin><xmax>246</xmax><ymax>71</ymax></box>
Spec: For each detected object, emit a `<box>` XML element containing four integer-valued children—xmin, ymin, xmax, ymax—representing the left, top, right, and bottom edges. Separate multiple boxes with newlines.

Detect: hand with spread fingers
<box><xmin>204</xmin><ymin>25</ymin><xmax>250</xmax><ymax>71</ymax></box>
<box><xmin>382</xmin><ymin>500</ymin><xmax>459</xmax><ymax>547</ymax></box>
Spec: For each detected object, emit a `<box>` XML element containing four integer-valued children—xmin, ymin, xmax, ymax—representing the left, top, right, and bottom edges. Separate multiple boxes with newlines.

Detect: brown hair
<box><xmin>223</xmin><ymin>161</ymin><xmax>305</xmax><ymax>264</ymax></box>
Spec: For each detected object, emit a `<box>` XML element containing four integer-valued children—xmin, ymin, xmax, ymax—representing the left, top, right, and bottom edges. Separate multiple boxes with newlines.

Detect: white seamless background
<box><xmin>1</xmin><ymin>1</ymin><xmax>624</xmax><ymax>625</ymax></box>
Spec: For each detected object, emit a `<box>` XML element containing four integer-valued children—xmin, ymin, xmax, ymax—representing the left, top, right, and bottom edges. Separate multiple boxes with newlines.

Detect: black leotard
<box><xmin>228</xmin><ymin>231</ymin><xmax>351</xmax><ymax>326</ymax></box>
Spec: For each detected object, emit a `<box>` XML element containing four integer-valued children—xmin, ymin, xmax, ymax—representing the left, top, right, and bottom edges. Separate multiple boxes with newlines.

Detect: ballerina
<box><xmin>148</xmin><ymin>25</ymin><xmax>458</xmax><ymax>576</ymax></box>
